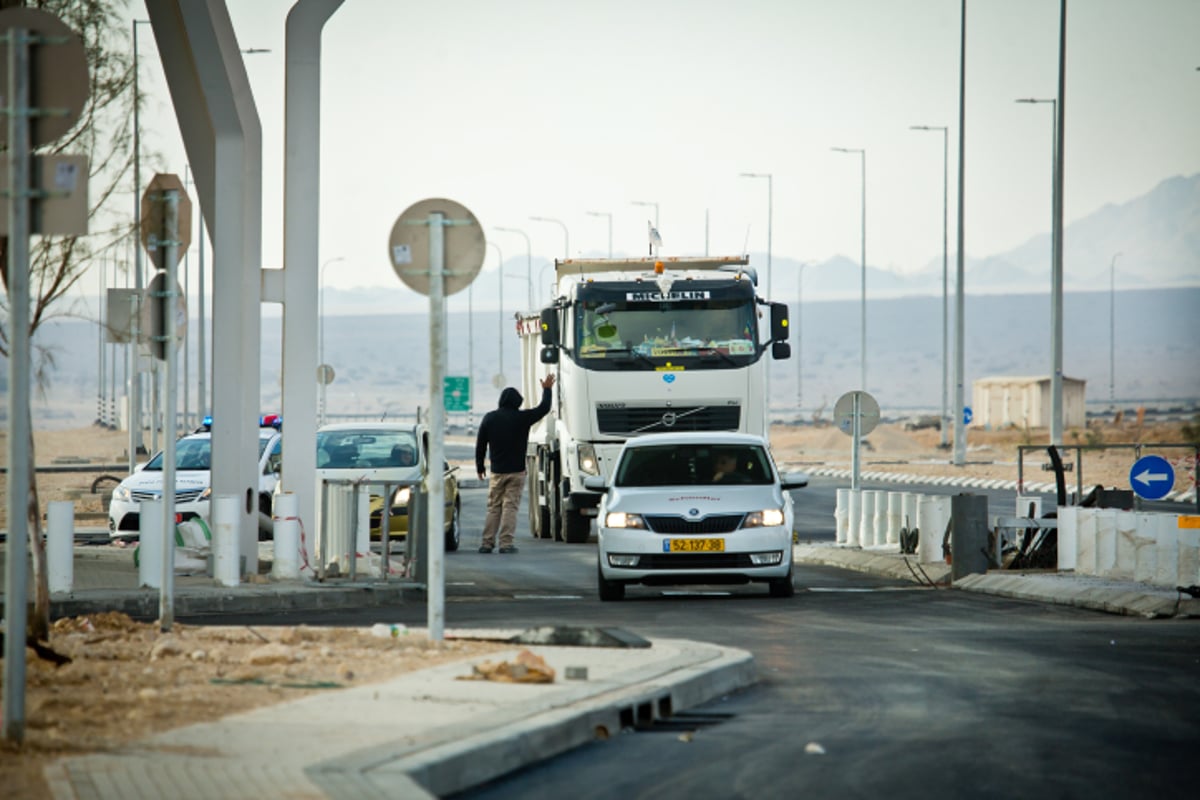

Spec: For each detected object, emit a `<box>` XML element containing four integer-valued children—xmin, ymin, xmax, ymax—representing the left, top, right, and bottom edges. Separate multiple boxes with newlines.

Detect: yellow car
<box><xmin>316</xmin><ymin>423</ymin><xmax>460</xmax><ymax>551</ymax></box>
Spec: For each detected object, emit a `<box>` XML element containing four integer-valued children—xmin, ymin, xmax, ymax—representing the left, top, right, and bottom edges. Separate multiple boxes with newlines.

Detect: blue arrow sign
<box><xmin>963</xmin><ymin>406</ymin><xmax>973</xmax><ymax>426</ymax></box>
<box><xmin>1129</xmin><ymin>454</ymin><xmax>1175</xmax><ymax>501</ymax></box>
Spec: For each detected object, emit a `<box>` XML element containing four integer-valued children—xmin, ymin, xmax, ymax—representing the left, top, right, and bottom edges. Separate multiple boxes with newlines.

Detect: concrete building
<box><xmin>973</xmin><ymin>375</ymin><xmax>1087</xmax><ymax>430</ymax></box>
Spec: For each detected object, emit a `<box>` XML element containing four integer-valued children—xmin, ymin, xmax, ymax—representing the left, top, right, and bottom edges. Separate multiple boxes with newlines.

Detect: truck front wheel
<box><xmin>563</xmin><ymin>506</ymin><xmax>592</xmax><ymax>544</ymax></box>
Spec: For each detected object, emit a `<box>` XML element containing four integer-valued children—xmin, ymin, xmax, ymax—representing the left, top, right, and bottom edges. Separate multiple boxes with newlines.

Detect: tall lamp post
<box><xmin>832</xmin><ymin>146</ymin><xmax>867</xmax><ymax>391</ymax></box>
<box><xmin>1016</xmin><ymin>96</ymin><xmax>1061</xmax><ymax>443</ymax></box>
<box><xmin>1109</xmin><ymin>251</ymin><xmax>1122</xmax><ymax>413</ymax></box>
<box><xmin>131</xmin><ymin>18</ymin><xmax>152</xmax><ymax>457</ymax></box>
<box><xmin>910</xmin><ymin>125</ymin><xmax>951</xmax><ymax>448</ymax></box>
<box><xmin>632</xmin><ymin>200</ymin><xmax>659</xmax><ymax>231</ymax></box>
<box><xmin>494</xmin><ymin>226</ymin><xmax>533</xmax><ymax>310</ymax></box>
<box><xmin>586</xmin><ymin>210</ymin><xmax>613</xmax><ymax>258</ymax></box>
<box><xmin>529</xmin><ymin>215</ymin><xmax>569</xmax><ymax>260</ymax></box>
<box><xmin>487</xmin><ymin>241</ymin><xmax>505</xmax><ymax>385</ymax></box>
<box><xmin>318</xmin><ymin>256</ymin><xmax>345</xmax><ymax>425</ymax></box>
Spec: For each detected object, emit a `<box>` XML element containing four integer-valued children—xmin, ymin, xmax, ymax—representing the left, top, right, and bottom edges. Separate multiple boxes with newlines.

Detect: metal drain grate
<box><xmin>635</xmin><ymin>711</ymin><xmax>735</xmax><ymax>733</ymax></box>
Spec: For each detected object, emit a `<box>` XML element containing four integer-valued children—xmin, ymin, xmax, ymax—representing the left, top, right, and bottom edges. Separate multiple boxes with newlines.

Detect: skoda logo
<box><xmin>688</xmin><ymin>508</ymin><xmax>700</xmax><ymax>517</ymax></box>
<box><xmin>662</xmin><ymin>374</ymin><xmax>676</xmax><ymax>384</ymax></box>
<box><xmin>661</xmin><ymin>411</ymin><xmax>677</xmax><ymax>428</ymax></box>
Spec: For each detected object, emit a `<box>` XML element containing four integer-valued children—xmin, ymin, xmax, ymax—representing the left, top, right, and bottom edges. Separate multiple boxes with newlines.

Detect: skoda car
<box><xmin>315</xmin><ymin>422</ymin><xmax>460</xmax><ymax>551</ymax></box>
<box><xmin>108</xmin><ymin>421</ymin><xmax>282</xmax><ymax>541</ymax></box>
<box><xmin>586</xmin><ymin>432</ymin><xmax>807</xmax><ymax>601</ymax></box>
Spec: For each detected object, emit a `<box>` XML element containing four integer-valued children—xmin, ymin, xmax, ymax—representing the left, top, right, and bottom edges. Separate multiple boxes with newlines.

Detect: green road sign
<box><xmin>444</xmin><ymin>376</ymin><xmax>470</xmax><ymax>412</ymax></box>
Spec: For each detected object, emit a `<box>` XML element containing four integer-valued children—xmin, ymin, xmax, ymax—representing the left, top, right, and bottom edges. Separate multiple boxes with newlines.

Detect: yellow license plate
<box><xmin>666</xmin><ymin>538</ymin><xmax>725</xmax><ymax>553</ymax></box>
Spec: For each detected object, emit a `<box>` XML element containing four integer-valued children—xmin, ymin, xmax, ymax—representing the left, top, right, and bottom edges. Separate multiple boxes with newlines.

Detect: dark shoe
<box><xmin>478</xmin><ymin>545</ymin><xmax>494</xmax><ymax>553</ymax></box>
<box><xmin>498</xmin><ymin>546</ymin><xmax>519</xmax><ymax>554</ymax></box>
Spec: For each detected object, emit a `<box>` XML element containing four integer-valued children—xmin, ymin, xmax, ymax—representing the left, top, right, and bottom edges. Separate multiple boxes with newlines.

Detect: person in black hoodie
<box><xmin>474</xmin><ymin>373</ymin><xmax>555</xmax><ymax>553</ymax></box>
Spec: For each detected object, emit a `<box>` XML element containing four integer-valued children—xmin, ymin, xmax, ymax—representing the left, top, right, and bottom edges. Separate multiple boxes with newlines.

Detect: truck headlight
<box><xmin>577</xmin><ymin>443</ymin><xmax>599</xmax><ymax>476</ymax></box>
<box><xmin>743</xmin><ymin>508</ymin><xmax>785</xmax><ymax>528</ymax></box>
<box><xmin>604</xmin><ymin>511</ymin><xmax>646</xmax><ymax>529</ymax></box>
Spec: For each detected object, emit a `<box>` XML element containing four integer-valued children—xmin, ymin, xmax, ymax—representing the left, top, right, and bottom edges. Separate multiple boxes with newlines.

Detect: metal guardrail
<box><xmin>317</xmin><ymin>477</ymin><xmax>424</xmax><ymax>583</ymax></box>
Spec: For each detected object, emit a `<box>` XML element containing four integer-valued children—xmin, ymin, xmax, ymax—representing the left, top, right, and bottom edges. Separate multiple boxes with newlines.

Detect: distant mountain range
<box><xmin>311</xmin><ymin>173</ymin><xmax>1200</xmax><ymax>316</ymax></box>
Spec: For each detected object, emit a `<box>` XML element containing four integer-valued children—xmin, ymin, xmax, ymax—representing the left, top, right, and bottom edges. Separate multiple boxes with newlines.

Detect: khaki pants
<box><xmin>480</xmin><ymin>471</ymin><xmax>526</xmax><ymax>549</ymax></box>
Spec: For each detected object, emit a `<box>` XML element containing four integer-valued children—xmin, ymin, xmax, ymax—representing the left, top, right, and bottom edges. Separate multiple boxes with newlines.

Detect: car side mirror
<box><xmin>583</xmin><ymin>475</ymin><xmax>607</xmax><ymax>492</ymax></box>
<box><xmin>781</xmin><ymin>470</ymin><xmax>809</xmax><ymax>490</ymax></box>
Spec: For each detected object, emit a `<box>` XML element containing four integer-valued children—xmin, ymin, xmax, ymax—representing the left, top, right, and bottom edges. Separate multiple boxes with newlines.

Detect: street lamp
<box><xmin>319</xmin><ymin>256</ymin><xmax>345</xmax><ymax>425</ymax></box>
<box><xmin>739</xmin><ymin>173</ymin><xmax>773</xmax><ymax>301</ymax></box>
<box><xmin>487</xmin><ymin>241</ymin><xmax>504</xmax><ymax>385</ymax></box>
<box><xmin>910</xmin><ymin>125</ymin><xmax>951</xmax><ymax>448</ymax></box>
<box><xmin>831</xmin><ymin>146</ymin><xmax>867</xmax><ymax>391</ymax></box>
<box><xmin>493</xmin><ymin>227</ymin><xmax>533</xmax><ymax>310</ymax></box>
<box><xmin>631</xmin><ymin>200</ymin><xmax>659</xmax><ymax>230</ymax></box>
<box><xmin>586</xmin><ymin>211</ymin><xmax>612</xmax><ymax>258</ymax></box>
<box><xmin>529</xmin><ymin>215</ymin><xmax>569</xmax><ymax>260</ymax></box>
<box><xmin>1109</xmin><ymin>251</ymin><xmax>1122</xmax><ymax>413</ymax></box>
<box><xmin>1015</xmin><ymin>96</ymin><xmax>1062</xmax><ymax>443</ymax></box>
<box><xmin>131</xmin><ymin>18</ymin><xmax>151</xmax><ymax>458</ymax></box>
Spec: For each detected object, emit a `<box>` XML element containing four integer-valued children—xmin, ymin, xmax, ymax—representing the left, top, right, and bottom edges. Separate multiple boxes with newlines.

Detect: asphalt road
<box><xmin>179</xmin><ymin>479</ymin><xmax>1200</xmax><ymax>798</ymax></box>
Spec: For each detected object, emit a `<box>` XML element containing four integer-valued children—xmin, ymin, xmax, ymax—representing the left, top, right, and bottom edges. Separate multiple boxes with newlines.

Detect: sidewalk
<box><xmin>4</xmin><ymin>536</ymin><xmax>1197</xmax><ymax>799</ymax></box>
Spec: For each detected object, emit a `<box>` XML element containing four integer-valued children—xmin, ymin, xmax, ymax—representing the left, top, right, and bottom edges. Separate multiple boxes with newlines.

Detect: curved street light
<box><xmin>493</xmin><ymin>226</ymin><xmax>533</xmax><ymax>310</ymax></box>
<box><xmin>586</xmin><ymin>211</ymin><xmax>613</xmax><ymax>258</ymax></box>
<box><xmin>831</xmin><ymin>146</ymin><xmax>867</xmax><ymax>392</ymax></box>
<box><xmin>530</xmin><ymin>215</ymin><xmax>569</xmax><ymax>260</ymax></box>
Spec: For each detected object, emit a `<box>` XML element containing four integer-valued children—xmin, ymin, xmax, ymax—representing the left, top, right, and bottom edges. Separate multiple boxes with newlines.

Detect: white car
<box><xmin>108</xmin><ymin>424</ymin><xmax>283</xmax><ymax>541</ymax></box>
<box><xmin>586</xmin><ymin>432</ymin><xmax>808</xmax><ymax>601</ymax></box>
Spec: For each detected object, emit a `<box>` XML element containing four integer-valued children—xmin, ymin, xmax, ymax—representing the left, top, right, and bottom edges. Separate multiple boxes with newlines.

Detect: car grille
<box><xmin>596</xmin><ymin>405</ymin><xmax>741</xmax><ymax>435</ymax></box>
<box><xmin>635</xmin><ymin>553</ymin><xmax>756</xmax><ymax>570</ymax></box>
<box><xmin>644</xmin><ymin>514</ymin><xmax>745</xmax><ymax>534</ymax></box>
<box><xmin>131</xmin><ymin>489</ymin><xmax>207</xmax><ymax>504</ymax></box>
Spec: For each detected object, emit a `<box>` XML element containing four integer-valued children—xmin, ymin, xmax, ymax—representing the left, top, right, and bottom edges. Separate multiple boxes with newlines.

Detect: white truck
<box><xmin>518</xmin><ymin>255</ymin><xmax>791</xmax><ymax>543</ymax></box>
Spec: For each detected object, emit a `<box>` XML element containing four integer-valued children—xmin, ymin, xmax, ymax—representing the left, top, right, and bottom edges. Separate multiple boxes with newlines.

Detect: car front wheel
<box><xmin>597</xmin><ymin>561</ymin><xmax>625</xmax><ymax>601</ymax></box>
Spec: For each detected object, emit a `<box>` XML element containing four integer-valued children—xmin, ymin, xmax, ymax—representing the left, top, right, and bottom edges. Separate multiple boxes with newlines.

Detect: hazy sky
<box><xmin>127</xmin><ymin>0</ymin><xmax>1199</xmax><ymax>300</ymax></box>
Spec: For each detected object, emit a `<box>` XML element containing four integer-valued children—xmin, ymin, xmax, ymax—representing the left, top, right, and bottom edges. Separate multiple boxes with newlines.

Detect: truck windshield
<box><xmin>574</xmin><ymin>289</ymin><xmax>758</xmax><ymax>370</ymax></box>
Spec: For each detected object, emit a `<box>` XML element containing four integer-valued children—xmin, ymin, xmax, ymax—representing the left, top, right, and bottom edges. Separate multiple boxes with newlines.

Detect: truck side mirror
<box><xmin>770</xmin><ymin>302</ymin><xmax>789</xmax><ymax>341</ymax></box>
<box><xmin>772</xmin><ymin>341</ymin><xmax>791</xmax><ymax>360</ymax></box>
<box><xmin>540</xmin><ymin>307</ymin><xmax>559</xmax><ymax>347</ymax></box>
<box><xmin>540</xmin><ymin>346</ymin><xmax>560</xmax><ymax>364</ymax></box>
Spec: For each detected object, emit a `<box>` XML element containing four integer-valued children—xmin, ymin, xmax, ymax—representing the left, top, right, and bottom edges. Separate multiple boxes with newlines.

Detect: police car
<box><xmin>107</xmin><ymin>416</ymin><xmax>283</xmax><ymax>541</ymax></box>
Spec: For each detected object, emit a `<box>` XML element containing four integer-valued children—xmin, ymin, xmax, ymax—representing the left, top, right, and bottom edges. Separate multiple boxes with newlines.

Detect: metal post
<box><xmin>427</xmin><ymin>212</ymin><xmax>448</xmax><ymax>641</ymax></box>
<box><xmin>1109</xmin><ymin>252</ymin><xmax>1120</xmax><ymax>413</ymax></box>
<box><xmin>953</xmin><ymin>0</ymin><xmax>968</xmax><ymax>467</ymax></box>
<box><xmin>829</xmin><ymin>150</ymin><xmax>866</xmax><ymax>390</ymax></box>
<box><xmin>586</xmin><ymin>210</ymin><xmax>612</xmax><ymax>258</ymax></box>
<box><xmin>131</xmin><ymin>19</ymin><xmax>149</xmax><ymax>456</ymax></box>
<box><xmin>1051</xmin><ymin>0</ymin><xmax>1068</xmax><ymax>447</ymax></box>
<box><xmin>850</xmin><ymin>392</ymin><xmax>862</xmax><ymax>491</ymax></box>
<box><xmin>911</xmin><ymin>125</ymin><xmax>951</xmax><ymax>448</ymax></box>
<box><xmin>160</xmin><ymin>189</ymin><xmax>180</xmax><ymax>630</ymax></box>
<box><xmin>495</xmin><ymin>226</ymin><xmax>532</xmax><ymax>310</ymax></box>
<box><xmin>3</xmin><ymin>24</ymin><xmax>32</xmax><ymax>745</ymax></box>
<box><xmin>197</xmin><ymin>206</ymin><xmax>206</xmax><ymax>422</ymax></box>
<box><xmin>488</xmin><ymin>241</ymin><xmax>503</xmax><ymax>384</ymax></box>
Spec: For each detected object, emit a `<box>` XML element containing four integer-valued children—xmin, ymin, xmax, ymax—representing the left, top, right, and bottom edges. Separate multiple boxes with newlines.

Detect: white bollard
<box><xmin>835</xmin><ymin>488</ymin><xmax>850</xmax><ymax>545</ymax></box>
<box><xmin>272</xmin><ymin>492</ymin><xmax>301</xmax><ymax>580</ymax></box>
<box><xmin>1176</xmin><ymin>517</ymin><xmax>1199</xmax><ymax>589</ymax></box>
<box><xmin>886</xmin><ymin>492</ymin><xmax>904</xmax><ymax>546</ymax></box>
<box><xmin>1076</xmin><ymin>508</ymin><xmax>1098</xmax><ymax>576</ymax></box>
<box><xmin>901</xmin><ymin>493</ymin><xmax>918</xmax><ymax>545</ymax></box>
<box><xmin>1154</xmin><ymin>514</ymin><xmax>1179</xmax><ymax>588</ymax></box>
<box><xmin>138</xmin><ymin>499</ymin><xmax>163</xmax><ymax>588</ymax></box>
<box><xmin>1133</xmin><ymin>512</ymin><xmax>1159</xmax><ymax>584</ymax></box>
<box><xmin>859</xmin><ymin>491</ymin><xmax>876</xmax><ymax>549</ymax></box>
<box><xmin>1095</xmin><ymin>509</ymin><xmax>1118</xmax><ymax>577</ymax></box>
<box><xmin>213</xmin><ymin>495</ymin><xmax>241</xmax><ymax>587</ymax></box>
<box><xmin>917</xmin><ymin>495</ymin><xmax>951</xmax><ymax>564</ymax></box>
<box><xmin>1114</xmin><ymin>511</ymin><xmax>1138</xmax><ymax>580</ymax></box>
<box><xmin>847</xmin><ymin>489</ymin><xmax>862</xmax><ymax>547</ymax></box>
<box><xmin>871</xmin><ymin>490</ymin><xmax>888</xmax><ymax>547</ymax></box>
<box><xmin>1057</xmin><ymin>506</ymin><xmax>1078</xmax><ymax>571</ymax></box>
<box><xmin>47</xmin><ymin>501</ymin><xmax>74</xmax><ymax>594</ymax></box>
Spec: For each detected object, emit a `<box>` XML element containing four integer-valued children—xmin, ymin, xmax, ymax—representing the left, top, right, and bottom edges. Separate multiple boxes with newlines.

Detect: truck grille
<box><xmin>645</xmin><ymin>514</ymin><xmax>745</xmax><ymax>534</ymax></box>
<box><xmin>596</xmin><ymin>405</ymin><xmax>741</xmax><ymax>435</ymax></box>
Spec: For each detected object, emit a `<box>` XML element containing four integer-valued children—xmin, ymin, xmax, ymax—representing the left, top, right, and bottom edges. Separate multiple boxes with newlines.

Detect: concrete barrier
<box><xmin>835</xmin><ymin>488</ymin><xmax>850</xmax><ymax>545</ymax></box>
<box><xmin>1066</xmin><ymin>507</ymin><xmax>1200</xmax><ymax>589</ymax></box>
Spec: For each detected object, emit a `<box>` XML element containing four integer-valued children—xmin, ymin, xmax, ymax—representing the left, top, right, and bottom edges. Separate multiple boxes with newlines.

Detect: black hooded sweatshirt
<box><xmin>475</xmin><ymin>385</ymin><xmax>553</xmax><ymax>475</ymax></box>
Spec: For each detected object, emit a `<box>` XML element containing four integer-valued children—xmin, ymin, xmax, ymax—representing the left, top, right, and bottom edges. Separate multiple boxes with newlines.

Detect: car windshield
<box><xmin>317</xmin><ymin>429</ymin><xmax>421</xmax><ymax>469</ymax></box>
<box><xmin>614</xmin><ymin>443</ymin><xmax>773</xmax><ymax>487</ymax></box>
<box><xmin>142</xmin><ymin>434</ymin><xmax>273</xmax><ymax>471</ymax></box>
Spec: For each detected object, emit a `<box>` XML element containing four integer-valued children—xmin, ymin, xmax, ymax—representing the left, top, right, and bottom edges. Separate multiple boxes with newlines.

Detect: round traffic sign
<box><xmin>140</xmin><ymin>173</ymin><xmax>193</xmax><ymax>269</ymax></box>
<box><xmin>388</xmin><ymin>198</ymin><xmax>485</xmax><ymax>296</ymax></box>
<box><xmin>141</xmin><ymin>270</ymin><xmax>187</xmax><ymax>360</ymax></box>
<box><xmin>492</xmin><ymin>373</ymin><xmax>506</xmax><ymax>389</ymax></box>
<box><xmin>0</xmin><ymin>8</ymin><xmax>89</xmax><ymax>147</ymax></box>
<box><xmin>316</xmin><ymin>364</ymin><xmax>335</xmax><ymax>386</ymax></box>
<box><xmin>833</xmin><ymin>390</ymin><xmax>880</xmax><ymax>437</ymax></box>
<box><xmin>1129</xmin><ymin>454</ymin><xmax>1175</xmax><ymax>501</ymax></box>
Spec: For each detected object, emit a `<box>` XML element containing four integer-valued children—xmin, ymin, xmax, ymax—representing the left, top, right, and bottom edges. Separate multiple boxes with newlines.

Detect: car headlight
<box><xmin>199</xmin><ymin>487</ymin><xmax>212</xmax><ymax>501</ymax></box>
<box><xmin>392</xmin><ymin>486</ymin><xmax>411</xmax><ymax>506</ymax></box>
<box><xmin>743</xmin><ymin>508</ymin><xmax>785</xmax><ymax>528</ymax></box>
<box><xmin>112</xmin><ymin>486</ymin><xmax>131</xmax><ymax>502</ymax></box>
<box><xmin>577</xmin><ymin>443</ymin><xmax>599</xmax><ymax>476</ymax></box>
<box><xmin>604</xmin><ymin>511</ymin><xmax>646</xmax><ymax>529</ymax></box>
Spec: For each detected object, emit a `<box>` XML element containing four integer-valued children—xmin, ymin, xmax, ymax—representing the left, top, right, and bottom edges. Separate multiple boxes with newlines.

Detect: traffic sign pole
<box><xmin>160</xmin><ymin>188</ymin><xmax>180</xmax><ymax>632</ymax></box>
<box><xmin>427</xmin><ymin>212</ymin><xmax>447</xmax><ymax>642</ymax></box>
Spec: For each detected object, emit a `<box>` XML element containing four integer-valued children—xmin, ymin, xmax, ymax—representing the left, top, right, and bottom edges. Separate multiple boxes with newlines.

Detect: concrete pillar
<box><xmin>871</xmin><ymin>490</ymin><xmax>888</xmax><ymax>547</ymax></box>
<box><xmin>47</xmin><ymin>502</ymin><xmax>74</xmax><ymax>595</ymax></box>
<box><xmin>834</xmin><ymin>488</ymin><xmax>850</xmax><ymax>545</ymax></box>
<box><xmin>138</xmin><ymin>499</ymin><xmax>163</xmax><ymax>588</ymax></box>
<box><xmin>1056</xmin><ymin>505</ymin><xmax>1078</xmax><ymax>571</ymax></box>
<box><xmin>858</xmin><ymin>491</ymin><xmax>876</xmax><ymax>549</ymax></box>
<box><xmin>901</xmin><ymin>493</ymin><xmax>918</xmax><ymax>540</ymax></box>
<box><xmin>1076</xmin><ymin>508</ymin><xmax>1098</xmax><ymax>576</ymax></box>
<box><xmin>917</xmin><ymin>494</ymin><xmax>950</xmax><ymax>564</ymax></box>
<box><xmin>846</xmin><ymin>489</ymin><xmax>861</xmax><ymax>547</ymax></box>
<box><xmin>213</xmin><ymin>495</ymin><xmax>241</xmax><ymax>587</ymax></box>
<box><xmin>1133</xmin><ymin>512</ymin><xmax>1159</xmax><ymax>584</ymax></box>
<box><xmin>886</xmin><ymin>492</ymin><xmax>904</xmax><ymax>546</ymax></box>
<box><xmin>272</xmin><ymin>491</ymin><xmax>301</xmax><ymax>580</ymax></box>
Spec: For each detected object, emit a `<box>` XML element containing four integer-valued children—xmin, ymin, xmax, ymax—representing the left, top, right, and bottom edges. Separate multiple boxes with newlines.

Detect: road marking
<box><xmin>512</xmin><ymin>594</ymin><xmax>583</xmax><ymax>600</ymax></box>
